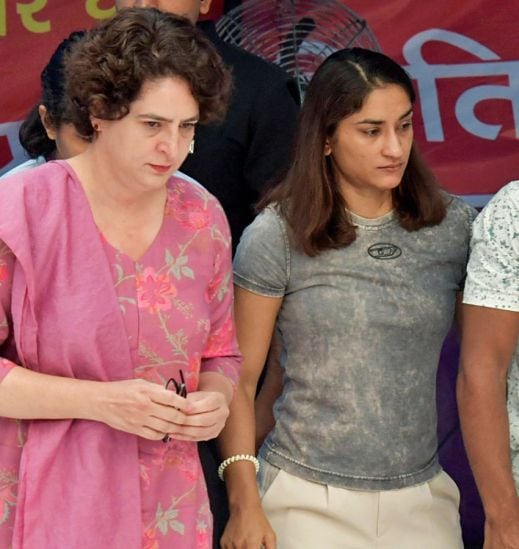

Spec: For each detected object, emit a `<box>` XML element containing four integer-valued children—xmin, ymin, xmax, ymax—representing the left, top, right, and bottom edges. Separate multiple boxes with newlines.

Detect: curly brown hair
<box><xmin>64</xmin><ymin>8</ymin><xmax>231</xmax><ymax>138</ymax></box>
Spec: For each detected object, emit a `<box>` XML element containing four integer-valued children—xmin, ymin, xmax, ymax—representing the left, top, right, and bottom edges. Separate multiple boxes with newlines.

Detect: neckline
<box><xmin>347</xmin><ymin>209</ymin><xmax>396</xmax><ymax>228</ymax></box>
<box><xmin>56</xmin><ymin>159</ymin><xmax>170</xmax><ymax>263</ymax></box>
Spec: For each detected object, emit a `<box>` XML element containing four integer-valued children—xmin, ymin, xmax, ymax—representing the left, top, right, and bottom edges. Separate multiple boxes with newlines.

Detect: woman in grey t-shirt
<box><xmin>219</xmin><ymin>48</ymin><xmax>476</xmax><ymax>549</ymax></box>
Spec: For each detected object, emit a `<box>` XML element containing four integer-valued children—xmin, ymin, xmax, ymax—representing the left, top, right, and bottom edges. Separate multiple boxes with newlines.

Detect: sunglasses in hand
<box><xmin>162</xmin><ymin>369</ymin><xmax>187</xmax><ymax>443</ymax></box>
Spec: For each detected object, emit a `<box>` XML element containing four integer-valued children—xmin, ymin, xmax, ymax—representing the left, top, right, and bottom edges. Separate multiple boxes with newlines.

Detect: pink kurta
<box><xmin>0</xmin><ymin>162</ymin><xmax>241</xmax><ymax>548</ymax></box>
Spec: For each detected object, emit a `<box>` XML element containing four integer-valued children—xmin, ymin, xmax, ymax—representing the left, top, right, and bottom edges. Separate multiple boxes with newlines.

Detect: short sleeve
<box><xmin>233</xmin><ymin>207</ymin><xmax>289</xmax><ymax>297</ymax></box>
<box><xmin>463</xmin><ymin>181</ymin><xmax>519</xmax><ymax>311</ymax></box>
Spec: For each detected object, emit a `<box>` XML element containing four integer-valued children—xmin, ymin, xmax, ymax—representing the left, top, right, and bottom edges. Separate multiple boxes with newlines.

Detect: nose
<box><xmin>382</xmin><ymin>130</ymin><xmax>404</xmax><ymax>159</ymax></box>
<box><xmin>157</xmin><ymin>129</ymin><xmax>179</xmax><ymax>162</ymax></box>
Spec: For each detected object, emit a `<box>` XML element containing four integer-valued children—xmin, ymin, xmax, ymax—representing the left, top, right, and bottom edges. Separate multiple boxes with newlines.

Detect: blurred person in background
<box><xmin>3</xmin><ymin>31</ymin><xmax>88</xmax><ymax>177</ymax></box>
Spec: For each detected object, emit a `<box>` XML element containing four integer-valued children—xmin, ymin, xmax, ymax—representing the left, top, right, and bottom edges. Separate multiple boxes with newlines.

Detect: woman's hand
<box><xmin>220</xmin><ymin>502</ymin><xmax>276</xmax><ymax>549</ymax></box>
<box><xmin>167</xmin><ymin>390</ymin><xmax>230</xmax><ymax>441</ymax></box>
<box><xmin>483</xmin><ymin>501</ymin><xmax>519</xmax><ymax>549</ymax></box>
<box><xmin>94</xmin><ymin>378</ymin><xmax>193</xmax><ymax>440</ymax></box>
<box><xmin>94</xmin><ymin>374</ymin><xmax>232</xmax><ymax>441</ymax></box>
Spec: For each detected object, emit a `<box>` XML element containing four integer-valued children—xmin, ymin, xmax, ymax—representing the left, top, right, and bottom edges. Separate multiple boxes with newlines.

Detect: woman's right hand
<box><xmin>220</xmin><ymin>503</ymin><xmax>276</xmax><ymax>549</ymax></box>
<box><xmin>94</xmin><ymin>378</ymin><xmax>192</xmax><ymax>440</ymax></box>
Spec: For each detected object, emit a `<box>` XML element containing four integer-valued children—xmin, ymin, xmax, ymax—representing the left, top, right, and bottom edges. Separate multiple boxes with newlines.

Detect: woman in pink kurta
<box><xmin>0</xmin><ymin>167</ymin><xmax>239</xmax><ymax>548</ymax></box>
<box><xmin>0</xmin><ymin>9</ymin><xmax>239</xmax><ymax>549</ymax></box>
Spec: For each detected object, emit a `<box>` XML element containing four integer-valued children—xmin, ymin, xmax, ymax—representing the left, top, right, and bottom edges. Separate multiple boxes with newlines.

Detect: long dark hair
<box><xmin>18</xmin><ymin>31</ymin><xmax>86</xmax><ymax>160</ymax></box>
<box><xmin>261</xmin><ymin>47</ymin><xmax>447</xmax><ymax>257</ymax></box>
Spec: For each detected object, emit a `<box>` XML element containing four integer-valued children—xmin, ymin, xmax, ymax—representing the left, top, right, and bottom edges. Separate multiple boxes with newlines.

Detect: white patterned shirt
<box><xmin>464</xmin><ymin>180</ymin><xmax>519</xmax><ymax>487</ymax></box>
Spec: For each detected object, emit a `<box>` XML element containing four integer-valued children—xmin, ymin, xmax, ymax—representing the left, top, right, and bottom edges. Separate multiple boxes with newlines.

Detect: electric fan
<box><xmin>216</xmin><ymin>0</ymin><xmax>380</xmax><ymax>96</ymax></box>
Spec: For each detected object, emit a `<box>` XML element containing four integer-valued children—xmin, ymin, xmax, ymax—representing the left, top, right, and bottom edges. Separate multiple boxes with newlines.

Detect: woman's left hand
<box><xmin>166</xmin><ymin>390</ymin><xmax>230</xmax><ymax>441</ymax></box>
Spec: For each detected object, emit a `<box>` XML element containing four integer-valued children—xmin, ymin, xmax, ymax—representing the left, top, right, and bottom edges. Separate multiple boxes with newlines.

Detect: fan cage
<box><xmin>217</xmin><ymin>0</ymin><xmax>380</xmax><ymax>95</ymax></box>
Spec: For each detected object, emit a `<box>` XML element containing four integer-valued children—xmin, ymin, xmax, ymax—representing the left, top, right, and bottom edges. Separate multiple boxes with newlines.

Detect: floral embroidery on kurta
<box><xmin>0</xmin><ymin>177</ymin><xmax>240</xmax><ymax>548</ymax></box>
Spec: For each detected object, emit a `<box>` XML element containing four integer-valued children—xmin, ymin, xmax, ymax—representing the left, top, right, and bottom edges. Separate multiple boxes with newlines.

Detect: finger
<box><xmin>145</xmin><ymin>414</ymin><xmax>186</xmax><ymax>434</ymax></box>
<box><xmin>148</xmin><ymin>403</ymin><xmax>225</xmax><ymax>429</ymax></box>
<box><xmin>150</xmin><ymin>388</ymin><xmax>191</xmax><ymax>411</ymax></box>
<box><xmin>167</xmin><ymin>424</ymin><xmax>222</xmax><ymax>441</ymax></box>
<box><xmin>167</xmin><ymin>409</ymin><xmax>226</xmax><ymax>428</ymax></box>
<box><xmin>139</xmin><ymin>425</ymin><xmax>167</xmax><ymax>441</ymax></box>
<box><xmin>186</xmin><ymin>393</ymin><xmax>225</xmax><ymax>414</ymax></box>
<box><xmin>264</xmin><ymin>533</ymin><xmax>277</xmax><ymax>549</ymax></box>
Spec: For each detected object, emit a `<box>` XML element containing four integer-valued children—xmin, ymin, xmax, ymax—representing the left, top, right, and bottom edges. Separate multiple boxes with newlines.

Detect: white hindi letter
<box><xmin>402</xmin><ymin>28</ymin><xmax>517</xmax><ymax>142</ymax></box>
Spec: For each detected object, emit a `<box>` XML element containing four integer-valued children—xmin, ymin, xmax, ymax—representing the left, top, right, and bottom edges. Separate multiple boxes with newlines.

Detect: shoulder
<box><xmin>0</xmin><ymin>156</ymin><xmax>46</xmax><ymax>179</ymax></box>
<box><xmin>441</xmin><ymin>193</ymin><xmax>478</xmax><ymax>234</ymax></box>
<box><xmin>241</xmin><ymin>205</ymin><xmax>287</xmax><ymax>242</ymax></box>
<box><xmin>0</xmin><ymin>160</ymin><xmax>71</xmax><ymax>200</ymax></box>
<box><xmin>236</xmin><ymin>205</ymin><xmax>288</xmax><ymax>256</ymax></box>
<box><xmin>493</xmin><ymin>179</ymin><xmax>519</xmax><ymax>202</ymax></box>
<box><xmin>234</xmin><ymin>206</ymin><xmax>290</xmax><ymax>296</ymax></box>
<box><xmin>470</xmin><ymin>181</ymin><xmax>519</xmax><ymax>253</ymax></box>
<box><xmin>463</xmin><ymin>181</ymin><xmax>519</xmax><ymax>310</ymax></box>
<box><xmin>167</xmin><ymin>171</ymin><xmax>230</xmax><ymax>242</ymax></box>
<box><xmin>169</xmin><ymin>170</ymin><xmax>222</xmax><ymax>212</ymax></box>
<box><xmin>476</xmin><ymin>180</ymin><xmax>519</xmax><ymax>230</ymax></box>
<box><xmin>444</xmin><ymin>193</ymin><xmax>478</xmax><ymax>221</ymax></box>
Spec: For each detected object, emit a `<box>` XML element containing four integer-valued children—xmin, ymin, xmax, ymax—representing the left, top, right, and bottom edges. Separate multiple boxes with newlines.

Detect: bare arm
<box><xmin>255</xmin><ymin>331</ymin><xmax>283</xmax><ymax>451</ymax></box>
<box><xmin>0</xmin><ymin>366</ymin><xmax>200</xmax><ymax>440</ymax></box>
<box><xmin>219</xmin><ymin>286</ymin><xmax>282</xmax><ymax>549</ymax></box>
<box><xmin>457</xmin><ymin>304</ymin><xmax>519</xmax><ymax>548</ymax></box>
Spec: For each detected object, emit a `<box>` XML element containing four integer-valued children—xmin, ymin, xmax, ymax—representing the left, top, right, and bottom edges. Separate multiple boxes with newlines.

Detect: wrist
<box><xmin>223</xmin><ymin>459</ymin><xmax>262</xmax><ymax>510</ymax></box>
<box><xmin>484</xmin><ymin>494</ymin><xmax>519</xmax><ymax>521</ymax></box>
<box><xmin>227</xmin><ymin>486</ymin><xmax>263</xmax><ymax>513</ymax></box>
<box><xmin>80</xmin><ymin>379</ymin><xmax>108</xmax><ymax>422</ymax></box>
<box><xmin>198</xmin><ymin>372</ymin><xmax>233</xmax><ymax>404</ymax></box>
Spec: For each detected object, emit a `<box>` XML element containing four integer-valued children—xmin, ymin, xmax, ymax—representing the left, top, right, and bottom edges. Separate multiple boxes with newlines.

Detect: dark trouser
<box><xmin>199</xmin><ymin>439</ymin><xmax>229</xmax><ymax>549</ymax></box>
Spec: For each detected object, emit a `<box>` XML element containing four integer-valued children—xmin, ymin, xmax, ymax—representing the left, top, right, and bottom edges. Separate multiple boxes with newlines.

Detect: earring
<box><xmin>93</xmin><ymin>123</ymin><xmax>99</xmax><ymax>132</ymax></box>
<box><xmin>324</xmin><ymin>141</ymin><xmax>331</xmax><ymax>156</ymax></box>
<box><xmin>189</xmin><ymin>140</ymin><xmax>195</xmax><ymax>154</ymax></box>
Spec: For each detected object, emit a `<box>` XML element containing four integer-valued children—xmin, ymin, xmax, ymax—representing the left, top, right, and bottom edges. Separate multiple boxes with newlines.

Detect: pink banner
<box><xmin>1</xmin><ymin>1</ymin><xmax>517</xmax><ymax>205</ymax></box>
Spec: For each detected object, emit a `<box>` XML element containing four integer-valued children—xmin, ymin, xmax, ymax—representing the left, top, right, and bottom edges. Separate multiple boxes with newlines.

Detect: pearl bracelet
<box><xmin>218</xmin><ymin>454</ymin><xmax>260</xmax><ymax>481</ymax></box>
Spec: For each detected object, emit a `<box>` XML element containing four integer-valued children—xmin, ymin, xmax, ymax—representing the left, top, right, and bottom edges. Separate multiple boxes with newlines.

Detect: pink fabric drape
<box><xmin>0</xmin><ymin>161</ymin><xmax>142</xmax><ymax>548</ymax></box>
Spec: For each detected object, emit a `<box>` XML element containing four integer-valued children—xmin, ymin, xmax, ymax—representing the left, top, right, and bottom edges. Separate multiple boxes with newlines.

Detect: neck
<box><xmin>340</xmin><ymin>186</ymin><xmax>393</xmax><ymax>219</ymax></box>
<box><xmin>66</xmin><ymin>148</ymin><xmax>168</xmax><ymax>261</ymax></box>
<box><xmin>68</xmin><ymin>146</ymin><xmax>166</xmax><ymax>215</ymax></box>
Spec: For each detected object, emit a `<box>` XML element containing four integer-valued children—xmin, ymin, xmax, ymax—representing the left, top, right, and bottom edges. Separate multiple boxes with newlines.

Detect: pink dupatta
<box><xmin>0</xmin><ymin>161</ymin><xmax>142</xmax><ymax>548</ymax></box>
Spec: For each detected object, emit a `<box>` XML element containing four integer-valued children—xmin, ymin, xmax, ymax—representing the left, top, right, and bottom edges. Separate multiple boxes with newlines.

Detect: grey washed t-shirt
<box><xmin>234</xmin><ymin>196</ymin><xmax>476</xmax><ymax>490</ymax></box>
<box><xmin>463</xmin><ymin>181</ymin><xmax>519</xmax><ymax>489</ymax></box>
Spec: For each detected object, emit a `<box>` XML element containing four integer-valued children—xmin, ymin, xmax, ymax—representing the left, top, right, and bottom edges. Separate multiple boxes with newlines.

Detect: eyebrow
<box><xmin>355</xmin><ymin>108</ymin><xmax>413</xmax><ymax>126</ymax></box>
<box><xmin>137</xmin><ymin>114</ymin><xmax>199</xmax><ymax>123</ymax></box>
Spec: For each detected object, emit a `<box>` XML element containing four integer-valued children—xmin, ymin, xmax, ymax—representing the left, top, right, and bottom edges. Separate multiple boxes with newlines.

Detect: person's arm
<box><xmin>219</xmin><ymin>287</ymin><xmax>282</xmax><ymax>549</ymax></box>
<box><xmin>458</xmin><ymin>183</ymin><xmax>519</xmax><ymax>548</ymax></box>
<box><xmin>458</xmin><ymin>304</ymin><xmax>519</xmax><ymax>548</ymax></box>
<box><xmin>255</xmin><ymin>330</ymin><xmax>283</xmax><ymax>451</ymax></box>
<box><xmin>179</xmin><ymin>202</ymin><xmax>243</xmax><ymax>442</ymax></box>
<box><xmin>0</xmin><ymin>244</ymin><xmax>212</xmax><ymax>442</ymax></box>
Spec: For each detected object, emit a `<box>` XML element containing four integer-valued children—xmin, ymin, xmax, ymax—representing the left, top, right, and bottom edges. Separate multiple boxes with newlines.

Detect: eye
<box><xmin>399</xmin><ymin>120</ymin><xmax>413</xmax><ymax>132</ymax></box>
<box><xmin>179</xmin><ymin>122</ymin><xmax>197</xmax><ymax>138</ymax></box>
<box><xmin>363</xmin><ymin>128</ymin><xmax>380</xmax><ymax>137</ymax></box>
<box><xmin>144</xmin><ymin>120</ymin><xmax>161</xmax><ymax>130</ymax></box>
<box><xmin>180</xmin><ymin>122</ymin><xmax>197</xmax><ymax>131</ymax></box>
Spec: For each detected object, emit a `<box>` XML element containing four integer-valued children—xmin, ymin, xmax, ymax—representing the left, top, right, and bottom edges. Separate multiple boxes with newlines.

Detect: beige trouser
<box><xmin>259</xmin><ymin>460</ymin><xmax>463</xmax><ymax>549</ymax></box>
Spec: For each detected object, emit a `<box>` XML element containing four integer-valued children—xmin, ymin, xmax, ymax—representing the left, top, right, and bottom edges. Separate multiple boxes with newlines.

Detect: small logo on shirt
<box><xmin>368</xmin><ymin>243</ymin><xmax>402</xmax><ymax>260</ymax></box>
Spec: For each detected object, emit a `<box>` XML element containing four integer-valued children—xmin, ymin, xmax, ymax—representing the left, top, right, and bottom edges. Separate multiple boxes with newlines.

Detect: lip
<box><xmin>378</xmin><ymin>163</ymin><xmax>404</xmax><ymax>171</ymax></box>
<box><xmin>149</xmin><ymin>163</ymin><xmax>173</xmax><ymax>174</ymax></box>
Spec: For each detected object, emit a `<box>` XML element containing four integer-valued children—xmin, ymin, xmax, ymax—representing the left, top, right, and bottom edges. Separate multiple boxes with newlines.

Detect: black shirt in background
<box><xmin>181</xmin><ymin>20</ymin><xmax>300</xmax><ymax>252</ymax></box>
